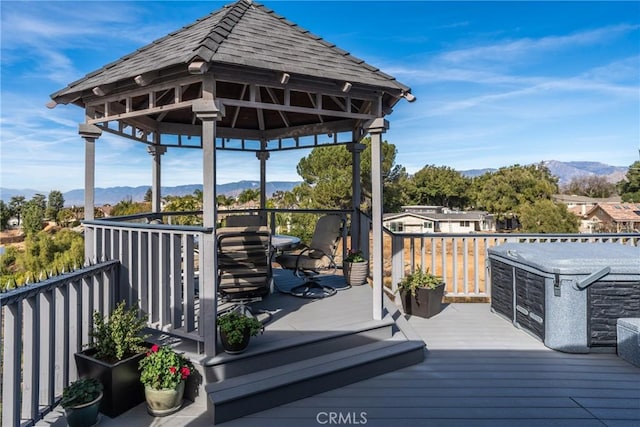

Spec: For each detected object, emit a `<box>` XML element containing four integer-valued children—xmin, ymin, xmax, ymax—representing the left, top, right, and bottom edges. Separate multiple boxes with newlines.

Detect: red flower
<box><xmin>180</xmin><ymin>366</ymin><xmax>191</xmax><ymax>379</ymax></box>
<box><xmin>150</xmin><ymin>344</ymin><xmax>159</xmax><ymax>353</ymax></box>
<box><xmin>169</xmin><ymin>366</ymin><xmax>177</xmax><ymax>374</ymax></box>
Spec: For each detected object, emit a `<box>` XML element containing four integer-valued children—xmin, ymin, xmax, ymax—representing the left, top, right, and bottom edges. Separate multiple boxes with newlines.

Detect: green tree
<box><xmin>22</xmin><ymin>199</ymin><xmax>45</xmax><ymax>235</ymax></box>
<box><xmin>46</xmin><ymin>190</ymin><xmax>65</xmax><ymax>223</ymax></box>
<box><xmin>0</xmin><ymin>200</ymin><xmax>11</xmax><ymax>230</ymax></box>
<box><xmin>162</xmin><ymin>191</ymin><xmax>202</xmax><ymax>225</ymax></box>
<box><xmin>216</xmin><ymin>194</ymin><xmax>235</xmax><ymax>208</ymax></box>
<box><xmin>57</xmin><ymin>208</ymin><xmax>76</xmax><ymax>227</ymax></box>
<box><xmin>9</xmin><ymin>195</ymin><xmax>26</xmax><ymax>225</ymax></box>
<box><xmin>5</xmin><ymin>229</ymin><xmax>84</xmax><ymax>288</ymax></box>
<box><xmin>295</xmin><ymin>138</ymin><xmax>400</xmax><ymax>211</ymax></box>
<box><xmin>617</xmin><ymin>161</ymin><xmax>640</xmax><ymax>202</ymax></box>
<box><xmin>110</xmin><ymin>198</ymin><xmax>150</xmax><ymax>217</ymax></box>
<box><xmin>33</xmin><ymin>193</ymin><xmax>47</xmax><ymax>212</ymax></box>
<box><xmin>144</xmin><ymin>187</ymin><xmax>153</xmax><ymax>203</ymax></box>
<box><xmin>562</xmin><ymin>176</ymin><xmax>616</xmax><ymax>198</ymax></box>
<box><xmin>518</xmin><ymin>199</ymin><xmax>580</xmax><ymax>233</ymax></box>
<box><xmin>409</xmin><ymin>165</ymin><xmax>471</xmax><ymax>209</ymax></box>
<box><xmin>472</xmin><ymin>164</ymin><xmax>558</xmax><ymax>220</ymax></box>
<box><xmin>237</xmin><ymin>188</ymin><xmax>260</xmax><ymax>205</ymax></box>
<box><xmin>297</xmin><ymin>145</ymin><xmax>352</xmax><ymax>209</ymax></box>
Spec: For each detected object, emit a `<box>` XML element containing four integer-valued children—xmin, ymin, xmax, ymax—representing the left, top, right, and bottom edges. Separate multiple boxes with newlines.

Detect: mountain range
<box><xmin>0</xmin><ymin>161</ymin><xmax>628</xmax><ymax>206</ymax></box>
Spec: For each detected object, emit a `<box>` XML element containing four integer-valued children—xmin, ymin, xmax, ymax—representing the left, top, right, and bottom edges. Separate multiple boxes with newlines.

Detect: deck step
<box><xmin>206</xmin><ymin>337</ymin><xmax>425</xmax><ymax>424</ymax></box>
<box><xmin>205</xmin><ymin>317</ymin><xmax>396</xmax><ymax>382</ymax></box>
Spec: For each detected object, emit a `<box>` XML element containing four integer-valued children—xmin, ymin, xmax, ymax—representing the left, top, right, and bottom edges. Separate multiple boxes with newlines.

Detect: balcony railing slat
<box><xmin>170</xmin><ymin>233</ymin><xmax>182</xmax><ymax>330</ymax></box>
<box><xmin>1</xmin><ymin>261</ymin><xmax>119</xmax><ymax>426</ymax></box>
<box><xmin>41</xmin><ymin>290</ymin><xmax>55</xmax><ymax>408</ymax></box>
<box><xmin>23</xmin><ymin>295</ymin><xmax>41</xmax><ymax>421</ymax></box>
<box><xmin>2</xmin><ymin>303</ymin><xmax>22</xmax><ymax>427</ymax></box>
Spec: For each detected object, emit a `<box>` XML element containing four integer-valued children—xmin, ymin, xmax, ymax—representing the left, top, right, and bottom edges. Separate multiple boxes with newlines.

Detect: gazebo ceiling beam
<box><xmin>85</xmin><ymin>75</ymin><xmax>203</xmax><ymax>108</ymax></box>
<box><xmin>265</xmin><ymin>87</ymin><xmax>290</xmax><ymax>127</ymax></box>
<box><xmin>230</xmin><ymin>84</ymin><xmax>249</xmax><ymax>129</ymax></box>
<box><xmin>157</xmin><ymin>118</ymin><xmax>356</xmax><ymax>142</ymax></box>
<box><xmin>97</xmin><ymin>124</ymin><xmax>154</xmax><ymax>144</ymax></box>
<box><xmin>216</xmin><ymin>97</ymin><xmax>376</xmax><ymax>120</ymax></box>
<box><xmin>94</xmin><ymin>102</ymin><xmax>160</xmax><ymax>132</ymax></box>
<box><xmin>252</xmin><ymin>84</ymin><xmax>266</xmax><ymax>131</ymax></box>
<box><xmin>210</xmin><ymin>65</ymin><xmax>387</xmax><ymax>101</ymax></box>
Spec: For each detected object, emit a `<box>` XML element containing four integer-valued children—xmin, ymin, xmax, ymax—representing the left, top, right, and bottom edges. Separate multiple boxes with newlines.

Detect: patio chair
<box><xmin>216</xmin><ymin>226</ymin><xmax>272</xmax><ymax>316</ymax></box>
<box><xmin>275</xmin><ymin>214</ymin><xmax>344</xmax><ymax>297</ymax></box>
<box><xmin>225</xmin><ymin>214</ymin><xmax>266</xmax><ymax>227</ymax></box>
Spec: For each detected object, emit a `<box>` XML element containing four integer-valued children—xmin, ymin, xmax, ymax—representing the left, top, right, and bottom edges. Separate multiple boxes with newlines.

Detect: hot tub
<box><xmin>488</xmin><ymin>242</ymin><xmax>640</xmax><ymax>353</ymax></box>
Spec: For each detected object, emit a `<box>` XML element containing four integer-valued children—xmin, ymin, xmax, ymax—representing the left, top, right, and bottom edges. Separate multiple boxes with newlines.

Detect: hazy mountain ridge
<box><xmin>1</xmin><ymin>161</ymin><xmax>629</xmax><ymax>205</ymax></box>
<box><xmin>460</xmin><ymin>160</ymin><xmax>627</xmax><ymax>186</ymax></box>
<box><xmin>0</xmin><ymin>181</ymin><xmax>301</xmax><ymax>206</ymax></box>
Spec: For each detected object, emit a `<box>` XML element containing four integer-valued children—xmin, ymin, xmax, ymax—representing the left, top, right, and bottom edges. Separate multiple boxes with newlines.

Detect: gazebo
<box><xmin>50</xmin><ymin>0</ymin><xmax>414</xmax><ymax>352</ymax></box>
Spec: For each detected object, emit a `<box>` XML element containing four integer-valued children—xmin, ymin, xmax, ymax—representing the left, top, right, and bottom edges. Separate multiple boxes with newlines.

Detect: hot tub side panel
<box><xmin>588</xmin><ymin>280</ymin><xmax>640</xmax><ymax>347</ymax></box>
<box><xmin>490</xmin><ymin>259</ymin><xmax>514</xmax><ymax>321</ymax></box>
<box><xmin>514</xmin><ymin>268</ymin><xmax>545</xmax><ymax>342</ymax></box>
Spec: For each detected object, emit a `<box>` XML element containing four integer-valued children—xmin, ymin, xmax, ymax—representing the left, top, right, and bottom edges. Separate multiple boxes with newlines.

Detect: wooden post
<box><xmin>347</xmin><ymin>142</ymin><xmax>366</xmax><ymax>255</ymax></box>
<box><xmin>193</xmin><ymin>77</ymin><xmax>225</xmax><ymax>356</ymax></box>
<box><xmin>366</xmin><ymin>118</ymin><xmax>389</xmax><ymax>321</ymax></box>
<box><xmin>147</xmin><ymin>144</ymin><xmax>166</xmax><ymax>213</ymax></box>
<box><xmin>79</xmin><ymin>123</ymin><xmax>102</xmax><ymax>263</ymax></box>
<box><xmin>256</xmin><ymin>148</ymin><xmax>270</xmax><ymax>214</ymax></box>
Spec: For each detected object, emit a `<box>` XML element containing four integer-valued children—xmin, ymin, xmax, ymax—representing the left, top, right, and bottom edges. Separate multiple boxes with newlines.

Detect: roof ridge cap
<box><xmin>188</xmin><ymin>0</ymin><xmax>252</xmax><ymax>63</ymax></box>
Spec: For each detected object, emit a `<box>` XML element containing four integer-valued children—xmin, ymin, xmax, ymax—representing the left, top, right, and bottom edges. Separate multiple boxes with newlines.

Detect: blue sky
<box><xmin>1</xmin><ymin>1</ymin><xmax>639</xmax><ymax>193</ymax></box>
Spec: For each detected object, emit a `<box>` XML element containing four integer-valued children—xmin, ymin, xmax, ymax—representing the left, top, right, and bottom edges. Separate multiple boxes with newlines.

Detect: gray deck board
<box><xmin>40</xmin><ymin>272</ymin><xmax>640</xmax><ymax>426</ymax></box>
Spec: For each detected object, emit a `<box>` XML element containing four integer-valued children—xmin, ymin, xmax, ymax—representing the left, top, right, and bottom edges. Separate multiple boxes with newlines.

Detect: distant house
<box><xmin>383</xmin><ymin>206</ymin><xmax>495</xmax><ymax>234</ymax></box>
<box><xmin>583</xmin><ymin>202</ymin><xmax>640</xmax><ymax>233</ymax></box>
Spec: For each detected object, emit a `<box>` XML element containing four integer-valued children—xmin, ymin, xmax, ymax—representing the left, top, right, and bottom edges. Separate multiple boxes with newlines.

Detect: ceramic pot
<box><xmin>64</xmin><ymin>392</ymin><xmax>103</xmax><ymax>427</ymax></box>
<box><xmin>219</xmin><ymin>327</ymin><xmax>251</xmax><ymax>354</ymax></box>
<box><xmin>343</xmin><ymin>261</ymin><xmax>369</xmax><ymax>286</ymax></box>
<box><xmin>144</xmin><ymin>380</ymin><xmax>185</xmax><ymax>417</ymax></box>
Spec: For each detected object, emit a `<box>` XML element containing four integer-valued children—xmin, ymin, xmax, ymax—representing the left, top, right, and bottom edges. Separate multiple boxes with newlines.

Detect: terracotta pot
<box><xmin>343</xmin><ymin>261</ymin><xmax>369</xmax><ymax>286</ymax></box>
<box><xmin>144</xmin><ymin>380</ymin><xmax>185</xmax><ymax>417</ymax></box>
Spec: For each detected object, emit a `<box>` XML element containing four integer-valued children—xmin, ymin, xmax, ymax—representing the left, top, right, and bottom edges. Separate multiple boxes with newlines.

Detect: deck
<box><xmin>38</xmin><ymin>271</ymin><xmax>640</xmax><ymax>426</ymax></box>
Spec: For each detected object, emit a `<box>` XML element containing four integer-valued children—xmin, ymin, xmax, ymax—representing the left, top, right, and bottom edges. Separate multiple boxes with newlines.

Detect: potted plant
<box><xmin>343</xmin><ymin>249</ymin><xmax>369</xmax><ymax>286</ymax></box>
<box><xmin>74</xmin><ymin>300</ymin><xmax>150</xmax><ymax>417</ymax></box>
<box><xmin>139</xmin><ymin>344</ymin><xmax>193</xmax><ymax>416</ymax></box>
<box><xmin>397</xmin><ymin>267</ymin><xmax>445</xmax><ymax>318</ymax></box>
<box><xmin>60</xmin><ymin>377</ymin><xmax>103</xmax><ymax>427</ymax></box>
<box><xmin>218</xmin><ymin>311</ymin><xmax>264</xmax><ymax>354</ymax></box>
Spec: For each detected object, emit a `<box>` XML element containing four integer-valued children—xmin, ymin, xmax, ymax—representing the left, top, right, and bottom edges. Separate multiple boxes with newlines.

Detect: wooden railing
<box><xmin>385</xmin><ymin>230</ymin><xmax>639</xmax><ymax>300</ymax></box>
<box><xmin>82</xmin><ymin>209</ymin><xmax>351</xmax><ymax>353</ymax></box>
<box><xmin>84</xmin><ymin>219</ymin><xmax>206</xmax><ymax>343</ymax></box>
<box><xmin>0</xmin><ymin>261</ymin><xmax>119</xmax><ymax>427</ymax></box>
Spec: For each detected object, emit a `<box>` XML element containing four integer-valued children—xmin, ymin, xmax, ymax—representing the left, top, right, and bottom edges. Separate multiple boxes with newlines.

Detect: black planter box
<box><xmin>74</xmin><ymin>346</ymin><xmax>148</xmax><ymax>418</ymax></box>
<box><xmin>400</xmin><ymin>285</ymin><xmax>445</xmax><ymax>318</ymax></box>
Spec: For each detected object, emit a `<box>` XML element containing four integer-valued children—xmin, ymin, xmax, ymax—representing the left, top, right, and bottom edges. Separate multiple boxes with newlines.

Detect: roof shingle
<box><xmin>51</xmin><ymin>0</ymin><xmax>409</xmax><ymax>101</ymax></box>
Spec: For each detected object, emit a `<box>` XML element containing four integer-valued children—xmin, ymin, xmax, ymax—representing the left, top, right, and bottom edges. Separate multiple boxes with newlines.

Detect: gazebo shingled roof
<box><xmin>51</xmin><ymin>0</ymin><xmax>411</xmax><ymax>138</ymax></box>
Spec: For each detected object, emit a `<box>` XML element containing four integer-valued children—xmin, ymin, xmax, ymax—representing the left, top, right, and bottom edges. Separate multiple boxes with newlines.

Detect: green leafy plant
<box><xmin>397</xmin><ymin>267</ymin><xmax>444</xmax><ymax>296</ymax></box>
<box><xmin>218</xmin><ymin>312</ymin><xmax>263</xmax><ymax>345</ymax></box>
<box><xmin>90</xmin><ymin>300</ymin><xmax>150</xmax><ymax>362</ymax></box>
<box><xmin>60</xmin><ymin>377</ymin><xmax>103</xmax><ymax>408</ymax></box>
<box><xmin>138</xmin><ymin>344</ymin><xmax>193</xmax><ymax>390</ymax></box>
<box><xmin>344</xmin><ymin>249</ymin><xmax>366</xmax><ymax>263</ymax></box>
